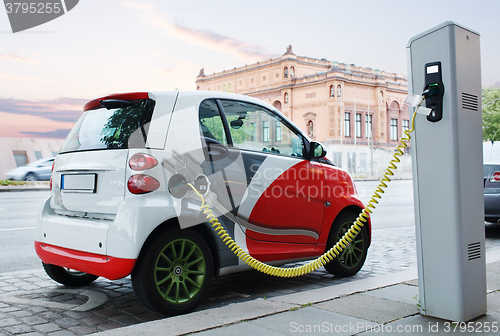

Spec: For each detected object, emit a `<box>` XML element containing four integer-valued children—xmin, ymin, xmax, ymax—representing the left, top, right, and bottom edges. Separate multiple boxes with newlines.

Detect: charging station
<box><xmin>407</xmin><ymin>21</ymin><xmax>486</xmax><ymax>322</ymax></box>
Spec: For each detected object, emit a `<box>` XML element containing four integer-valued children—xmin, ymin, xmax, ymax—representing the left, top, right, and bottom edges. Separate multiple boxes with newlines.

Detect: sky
<box><xmin>1</xmin><ymin>0</ymin><xmax>500</xmax><ymax>138</ymax></box>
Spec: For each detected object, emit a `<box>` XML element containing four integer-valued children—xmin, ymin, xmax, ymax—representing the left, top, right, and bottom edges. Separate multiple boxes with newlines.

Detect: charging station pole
<box><xmin>407</xmin><ymin>21</ymin><xmax>486</xmax><ymax>322</ymax></box>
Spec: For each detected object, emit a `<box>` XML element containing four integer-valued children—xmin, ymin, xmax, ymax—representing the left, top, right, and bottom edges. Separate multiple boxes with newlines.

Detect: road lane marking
<box><xmin>0</xmin><ymin>227</ymin><xmax>35</xmax><ymax>232</ymax></box>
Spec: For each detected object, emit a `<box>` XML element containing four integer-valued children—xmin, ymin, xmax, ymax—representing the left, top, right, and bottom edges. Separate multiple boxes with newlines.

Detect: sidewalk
<box><xmin>95</xmin><ymin>249</ymin><xmax>500</xmax><ymax>336</ymax></box>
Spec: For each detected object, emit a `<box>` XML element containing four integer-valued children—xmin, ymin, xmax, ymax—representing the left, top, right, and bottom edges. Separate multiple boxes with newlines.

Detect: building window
<box><xmin>390</xmin><ymin>118</ymin><xmax>398</xmax><ymax>141</ymax></box>
<box><xmin>307</xmin><ymin>120</ymin><xmax>314</xmax><ymax>137</ymax></box>
<box><xmin>273</xmin><ymin>100</ymin><xmax>282</xmax><ymax>111</ymax></box>
<box><xmin>344</xmin><ymin>112</ymin><xmax>351</xmax><ymax>137</ymax></box>
<box><xmin>330</xmin><ymin>85</ymin><xmax>335</xmax><ymax>98</ymax></box>
<box><xmin>13</xmin><ymin>151</ymin><xmax>27</xmax><ymax>167</ymax></box>
<box><xmin>276</xmin><ymin>73</ymin><xmax>279</xmax><ymax>78</ymax></box>
<box><xmin>263</xmin><ymin>121</ymin><xmax>270</xmax><ymax>142</ymax></box>
<box><xmin>355</xmin><ymin>114</ymin><xmax>361</xmax><ymax>138</ymax></box>
<box><xmin>365</xmin><ymin>114</ymin><xmax>372</xmax><ymax>139</ymax></box>
<box><xmin>380</xmin><ymin>91</ymin><xmax>384</xmax><ymax>103</ymax></box>
<box><xmin>34</xmin><ymin>151</ymin><xmax>43</xmax><ymax>160</ymax></box>
<box><xmin>337</xmin><ymin>85</ymin><xmax>342</xmax><ymax>98</ymax></box>
<box><xmin>284</xmin><ymin>93</ymin><xmax>289</xmax><ymax>104</ymax></box>
<box><xmin>284</xmin><ymin>67</ymin><xmax>288</xmax><ymax>78</ymax></box>
<box><xmin>403</xmin><ymin>119</ymin><xmax>409</xmax><ymax>133</ymax></box>
<box><xmin>348</xmin><ymin>152</ymin><xmax>356</xmax><ymax>173</ymax></box>
<box><xmin>290</xmin><ymin>66</ymin><xmax>295</xmax><ymax>78</ymax></box>
<box><xmin>197</xmin><ymin>86</ymin><xmax>200</xmax><ymax>90</ymax></box>
<box><xmin>332</xmin><ymin>152</ymin><xmax>342</xmax><ymax>167</ymax></box>
<box><xmin>263</xmin><ymin>76</ymin><xmax>266</xmax><ymax>81</ymax></box>
<box><xmin>275</xmin><ymin>121</ymin><xmax>282</xmax><ymax>141</ymax></box>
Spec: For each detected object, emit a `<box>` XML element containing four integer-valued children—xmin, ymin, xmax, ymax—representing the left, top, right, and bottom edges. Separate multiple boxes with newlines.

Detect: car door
<box><xmin>216</xmin><ymin>99</ymin><xmax>326</xmax><ymax>250</ymax></box>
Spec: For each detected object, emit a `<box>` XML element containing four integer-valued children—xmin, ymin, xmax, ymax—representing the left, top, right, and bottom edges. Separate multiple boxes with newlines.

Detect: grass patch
<box><xmin>0</xmin><ymin>179</ymin><xmax>29</xmax><ymax>186</ymax></box>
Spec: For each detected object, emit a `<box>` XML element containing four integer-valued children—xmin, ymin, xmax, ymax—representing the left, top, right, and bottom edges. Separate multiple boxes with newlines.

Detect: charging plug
<box><xmin>422</xmin><ymin>83</ymin><xmax>442</xmax><ymax>99</ymax></box>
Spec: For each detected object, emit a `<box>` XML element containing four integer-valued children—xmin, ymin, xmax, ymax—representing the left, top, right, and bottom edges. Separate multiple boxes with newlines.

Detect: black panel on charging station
<box><xmin>424</xmin><ymin>61</ymin><xmax>444</xmax><ymax>122</ymax></box>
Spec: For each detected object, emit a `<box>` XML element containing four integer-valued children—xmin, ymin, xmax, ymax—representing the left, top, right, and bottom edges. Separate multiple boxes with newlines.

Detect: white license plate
<box><xmin>61</xmin><ymin>174</ymin><xmax>96</xmax><ymax>193</ymax></box>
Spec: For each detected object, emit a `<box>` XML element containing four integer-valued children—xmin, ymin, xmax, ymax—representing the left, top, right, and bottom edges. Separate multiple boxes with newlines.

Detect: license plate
<box><xmin>61</xmin><ymin>174</ymin><xmax>97</xmax><ymax>193</ymax></box>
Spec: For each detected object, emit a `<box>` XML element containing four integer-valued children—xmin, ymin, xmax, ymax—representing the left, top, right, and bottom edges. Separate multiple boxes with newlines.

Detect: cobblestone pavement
<box><xmin>1</xmin><ymin>223</ymin><xmax>500</xmax><ymax>336</ymax></box>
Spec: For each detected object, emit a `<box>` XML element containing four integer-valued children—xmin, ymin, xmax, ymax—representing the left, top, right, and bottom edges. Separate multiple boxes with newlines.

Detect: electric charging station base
<box><xmin>407</xmin><ymin>21</ymin><xmax>487</xmax><ymax>322</ymax></box>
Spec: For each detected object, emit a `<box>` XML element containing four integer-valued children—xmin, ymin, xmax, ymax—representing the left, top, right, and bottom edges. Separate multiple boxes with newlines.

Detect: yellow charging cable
<box><xmin>188</xmin><ymin>111</ymin><xmax>418</xmax><ymax>278</ymax></box>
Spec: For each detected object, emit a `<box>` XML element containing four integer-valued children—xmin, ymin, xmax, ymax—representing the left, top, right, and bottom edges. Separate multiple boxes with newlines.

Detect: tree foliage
<box><xmin>483</xmin><ymin>87</ymin><xmax>500</xmax><ymax>142</ymax></box>
<box><xmin>100</xmin><ymin>100</ymin><xmax>155</xmax><ymax>148</ymax></box>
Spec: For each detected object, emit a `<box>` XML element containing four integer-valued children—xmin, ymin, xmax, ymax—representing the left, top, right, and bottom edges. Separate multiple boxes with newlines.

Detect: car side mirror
<box><xmin>310</xmin><ymin>141</ymin><xmax>327</xmax><ymax>159</ymax></box>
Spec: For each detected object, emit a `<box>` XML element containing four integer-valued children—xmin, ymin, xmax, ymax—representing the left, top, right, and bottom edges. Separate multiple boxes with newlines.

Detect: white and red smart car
<box><xmin>35</xmin><ymin>91</ymin><xmax>370</xmax><ymax>315</ymax></box>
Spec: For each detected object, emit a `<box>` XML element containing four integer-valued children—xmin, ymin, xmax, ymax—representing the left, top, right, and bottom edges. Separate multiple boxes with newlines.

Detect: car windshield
<box><xmin>60</xmin><ymin>99</ymin><xmax>155</xmax><ymax>153</ymax></box>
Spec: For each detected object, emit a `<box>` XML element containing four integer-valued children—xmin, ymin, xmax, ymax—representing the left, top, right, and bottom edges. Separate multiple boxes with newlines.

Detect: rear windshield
<box><xmin>60</xmin><ymin>99</ymin><xmax>156</xmax><ymax>153</ymax></box>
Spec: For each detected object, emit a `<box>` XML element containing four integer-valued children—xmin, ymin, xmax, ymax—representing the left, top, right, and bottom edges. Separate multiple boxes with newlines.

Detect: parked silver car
<box><xmin>5</xmin><ymin>157</ymin><xmax>55</xmax><ymax>181</ymax></box>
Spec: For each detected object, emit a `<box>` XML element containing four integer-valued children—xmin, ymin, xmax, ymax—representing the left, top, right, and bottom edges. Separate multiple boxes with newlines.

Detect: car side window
<box><xmin>198</xmin><ymin>100</ymin><xmax>228</xmax><ymax>145</ymax></box>
<box><xmin>220</xmin><ymin>100</ymin><xmax>305</xmax><ymax>158</ymax></box>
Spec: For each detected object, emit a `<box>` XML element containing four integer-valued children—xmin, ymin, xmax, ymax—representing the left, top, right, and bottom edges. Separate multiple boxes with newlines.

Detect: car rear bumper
<box><xmin>484</xmin><ymin>193</ymin><xmax>500</xmax><ymax>222</ymax></box>
<box><xmin>35</xmin><ymin>241</ymin><xmax>136</xmax><ymax>280</ymax></box>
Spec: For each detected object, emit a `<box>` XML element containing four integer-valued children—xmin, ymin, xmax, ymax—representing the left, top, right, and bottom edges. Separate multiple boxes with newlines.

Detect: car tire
<box><xmin>324</xmin><ymin>211</ymin><xmax>368</xmax><ymax>277</ymax></box>
<box><xmin>42</xmin><ymin>263</ymin><xmax>99</xmax><ymax>286</ymax></box>
<box><xmin>25</xmin><ymin>173</ymin><xmax>37</xmax><ymax>181</ymax></box>
<box><xmin>132</xmin><ymin>228</ymin><xmax>213</xmax><ymax>316</ymax></box>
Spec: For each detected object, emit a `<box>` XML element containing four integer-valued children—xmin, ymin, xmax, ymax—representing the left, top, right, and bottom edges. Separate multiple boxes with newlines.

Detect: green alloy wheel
<box><xmin>324</xmin><ymin>212</ymin><xmax>369</xmax><ymax>277</ymax></box>
<box><xmin>132</xmin><ymin>228</ymin><xmax>213</xmax><ymax>315</ymax></box>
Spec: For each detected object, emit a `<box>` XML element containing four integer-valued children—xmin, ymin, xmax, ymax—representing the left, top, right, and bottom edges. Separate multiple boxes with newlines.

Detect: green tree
<box><xmin>483</xmin><ymin>87</ymin><xmax>500</xmax><ymax>141</ymax></box>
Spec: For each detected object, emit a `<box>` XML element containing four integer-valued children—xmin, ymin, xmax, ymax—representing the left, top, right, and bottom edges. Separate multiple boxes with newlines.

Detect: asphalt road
<box><xmin>0</xmin><ymin>191</ymin><xmax>49</xmax><ymax>273</ymax></box>
<box><xmin>356</xmin><ymin>179</ymin><xmax>415</xmax><ymax>229</ymax></box>
<box><xmin>0</xmin><ymin>181</ymin><xmax>416</xmax><ymax>274</ymax></box>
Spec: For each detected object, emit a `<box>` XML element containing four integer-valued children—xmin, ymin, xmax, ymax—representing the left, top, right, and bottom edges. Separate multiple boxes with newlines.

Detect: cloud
<box><xmin>0</xmin><ymin>97</ymin><xmax>86</xmax><ymax>123</ymax></box>
<box><xmin>0</xmin><ymin>111</ymin><xmax>75</xmax><ymax>138</ymax></box>
<box><xmin>0</xmin><ymin>50</ymin><xmax>38</xmax><ymax>64</ymax></box>
<box><xmin>124</xmin><ymin>1</ymin><xmax>276</xmax><ymax>63</ymax></box>
<box><xmin>22</xmin><ymin>129</ymin><xmax>71</xmax><ymax>138</ymax></box>
<box><xmin>0</xmin><ymin>72</ymin><xmax>50</xmax><ymax>82</ymax></box>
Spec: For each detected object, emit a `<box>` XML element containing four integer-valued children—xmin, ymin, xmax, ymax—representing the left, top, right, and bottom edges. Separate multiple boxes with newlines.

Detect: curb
<box><xmin>93</xmin><ymin>249</ymin><xmax>500</xmax><ymax>336</ymax></box>
<box><xmin>0</xmin><ymin>186</ymin><xmax>49</xmax><ymax>192</ymax></box>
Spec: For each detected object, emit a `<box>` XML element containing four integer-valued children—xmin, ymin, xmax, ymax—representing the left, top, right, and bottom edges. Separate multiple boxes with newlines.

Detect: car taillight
<box><xmin>491</xmin><ymin>171</ymin><xmax>500</xmax><ymax>182</ymax></box>
<box><xmin>50</xmin><ymin>161</ymin><xmax>55</xmax><ymax>191</ymax></box>
<box><xmin>127</xmin><ymin>174</ymin><xmax>160</xmax><ymax>194</ymax></box>
<box><xmin>129</xmin><ymin>153</ymin><xmax>158</xmax><ymax>171</ymax></box>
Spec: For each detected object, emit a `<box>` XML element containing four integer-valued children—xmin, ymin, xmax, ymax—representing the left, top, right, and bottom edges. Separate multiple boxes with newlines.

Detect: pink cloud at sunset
<box><xmin>0</xmin><ymin>97</ymin><xmax>86</xmax><ymax>138</ymax></box>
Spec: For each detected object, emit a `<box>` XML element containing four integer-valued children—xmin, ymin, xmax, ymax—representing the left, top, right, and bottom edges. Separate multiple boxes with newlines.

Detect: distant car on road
<box><xmin>5</xmin><ymin>157</ymin><xmax>55</xmax><ymax>181</ymax></box>
<box><xmin>484</xmin><ymin>142</ymin><xmax>500</xmax><ymax>224</ymax></box>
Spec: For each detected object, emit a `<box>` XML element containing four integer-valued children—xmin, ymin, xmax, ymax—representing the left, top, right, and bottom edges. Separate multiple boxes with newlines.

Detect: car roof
<box><xmin>150</xmin><ymin>90</ymin><xmax>306</xmax><ymax>140</ymax></box>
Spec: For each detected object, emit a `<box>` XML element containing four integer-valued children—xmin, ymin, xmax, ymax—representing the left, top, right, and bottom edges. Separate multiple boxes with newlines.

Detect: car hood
<box><xmin>6</xmin><ymin>166</ymin><xmax>30</xmax><ymax>175</ymax></box>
